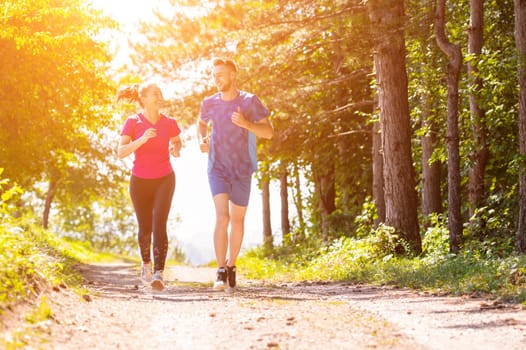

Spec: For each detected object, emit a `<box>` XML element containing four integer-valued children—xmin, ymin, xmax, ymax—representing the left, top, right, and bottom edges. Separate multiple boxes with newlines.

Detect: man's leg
<box><xmin>227</xmin><ymin>174</ymin><xmax>252</xmax><ymax>267</ymax></box>
<box><xmin>213</xmin><ymin>193</ymin><xmax>230</xmax><ymax>268</ymax></box>
<box><xmin>212</xmin><ymin>193</ymin><xmax>230</xmax><ymax>290</ymax></box>
<box><xmin>228</xmin><ymin>202</ymin><xmax>248</xmax><ymax>267</ymax></box>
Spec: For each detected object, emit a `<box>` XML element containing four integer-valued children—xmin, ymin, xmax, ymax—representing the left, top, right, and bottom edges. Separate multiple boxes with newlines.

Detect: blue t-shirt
<box><xmin>200</xmin><ymin>91</ymin><xmax>270</xmax><ymax>178</ymax></box>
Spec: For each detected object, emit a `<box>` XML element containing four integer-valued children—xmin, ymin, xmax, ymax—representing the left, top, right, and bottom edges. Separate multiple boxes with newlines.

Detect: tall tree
<box><xmin>406</xmin><ymin>0</ymin><xmax>443</xmax><ymax>218</ymax></box>
<box><xmin>0</xmin><ymin>0</ymin><xmax>118</xmax><ymax>228</ymax></box>
<box><xmin>421</xmin><ymin>92</ymin><xmax>443</xmax><ymax>217</ymax></box>
<box><xmin>435</xmin><ymin>0</ymin><xmax>463</xmax><ymax>253</ymax></box>
<box><xmin>261</xmin><ymin>176</ymin><xmax>273</xmax><ymax>249</ymax></box>
<box><xmin>372</xmin><ymin>118</ymin><xmax>386</xmax><ymax>225</ymax></box>
<box><xmin>515</xmin><ymin>0</ymin><xmax>526</xmax><ymax>252</ymax></box>
<box><xmin>467</xmin><ymin>0</ymin><xmax>489</xmax><ymax>218</ymax></box>
<box><xmin>367</xmin><ymin>0</ymin><xmax>421</xmax><ymax>253</ymax></box>
<box><xmin>280</xmin><ymin>164</ymin><xmax>291</xmax><ymax>239</ymax></box>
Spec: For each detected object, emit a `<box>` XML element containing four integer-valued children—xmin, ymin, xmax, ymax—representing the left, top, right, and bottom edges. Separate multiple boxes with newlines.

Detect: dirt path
<box><xmin>3</xmin><ymin>263</ymin><xmax>526</xmax><ymax>349</ymax></box>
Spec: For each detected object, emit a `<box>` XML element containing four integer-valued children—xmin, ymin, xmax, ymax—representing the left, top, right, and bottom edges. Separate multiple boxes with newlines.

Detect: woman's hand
<box><xmin>141</xmin><ymin>128</ymin><xmax>157</xmax><ymax>142</ymax></box>
<box><xmin>169</xmin><ymin>136</ymin><xmax>182</xmax><ymax>157</ymax></box>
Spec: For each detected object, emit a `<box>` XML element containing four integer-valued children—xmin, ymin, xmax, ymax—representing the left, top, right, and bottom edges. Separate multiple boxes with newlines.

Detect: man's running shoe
<box><xmin>141</xmin><ymin>262</ymin><xmax>152</xmax><ymax>284</ymax></box>
<box><xmin>213</xmin><ymin>267</ymin><xmax>227</xmax><ymax>290</ymax></box>
<box><xmin>151</xmin><ymin>270</ymin><xmax>165</xmax><ymax>291</ymax></box>
<box><xmin>226</xmin><ymin>265</ymin><xmax>236</xmax><ymax>293</ymax></box>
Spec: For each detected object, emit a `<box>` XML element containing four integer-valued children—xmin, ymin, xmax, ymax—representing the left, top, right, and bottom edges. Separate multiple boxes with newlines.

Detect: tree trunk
<box><xmin>368</xmin><ymin>0</ymin><xmax>421</xmax><ymax>254</ymax></box>
<box><xmin>43</xmin><ymin>179</ymin><xmax>57</xmax><ymax>229</ymax></box>
<box><xmin>292</xmin><ymin>163</ymin><xmax>306</xmax><ymax>242</ymax></box>
<box><xmin>372</xmin><ymin>120</ymin><xmax>386</xmax><ymax>225</ymax></box>
<box><xmin>467</xmin><ymin>0</ymin><xmax>489</xmax><ymax>218</ymax></box>
<box><xmin>314</xmin><ymin>161</ymin><xmax>336</xmax><ymax>240</ymax></box>
<box><xmin>261</xmin><ymin>177</ymin><xmax>273</xmax><ymax>249</ymax></box>
<box><xmin>515</xmin><ymin>0</ymin><xmax>526</xmax><ymax>252</ymax></box>
<box><xmin>280</xmin><ymin>167</ymin><xmax>291</xmax><ymax>238</ymax></box>
<box><xmin>435</xmin><ymin>0</ymin><xmax>463</xmax><ymax>253</ymax></box>
<box><xmin>421</xmin><ymin>92</ymin><xmax>443</xmax><ymax>217</ymax></box>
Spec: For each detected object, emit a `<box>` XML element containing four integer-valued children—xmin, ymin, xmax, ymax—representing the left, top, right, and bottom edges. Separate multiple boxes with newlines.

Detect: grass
<box><xmin>0</xmin><ymin>218</ymin><xmax>124</xmax><ymax>310</ymax></box>
<box><xmin>0</xmin><ymin>214</ymin><xmax>133</xmax><ymax>349</ymax></box>
<box><xmin>2</xmin><ymin>213</ymin><xmax>525</xmax><ymax>307</ymax></box>
<box><xmin>239</xmin><ymin>234</ymin><xmax>526</xmax><ymax>305</ymax></box>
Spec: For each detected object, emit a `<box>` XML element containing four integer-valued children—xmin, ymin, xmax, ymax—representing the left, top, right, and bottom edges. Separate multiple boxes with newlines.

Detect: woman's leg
<box><xmin>151</xmin><ymin>172</ymin><xmax>175</xmax><ymax>272</ymax></box>
<box><xmin>129</xmin><ymin>175</ymin><xmax>155</xmax><ymax>264</ymax></box>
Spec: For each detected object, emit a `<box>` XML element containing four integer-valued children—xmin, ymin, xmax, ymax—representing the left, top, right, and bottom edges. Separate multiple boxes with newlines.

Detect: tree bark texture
<box><xmin>467</xmin><ymin>0</ymin><xmax>489</xmax><ymax>218</ymax></box>
<box><xmin>280</xmin><ymin>168</ymin><xmax>291</xmax><ymax>237</ymax></box>
<box><xmin>292</xmin><ymin>163</ymin><xmax>306</xmax><ymax>242</ymax></box>
<box><xmin>314</xmin><ymin>161</ymin><xmax>336</xmax><ymax>239</ymax></box>
<box><xmin>421</xmin><ymin>92</ymin><xmax>443</xmax><ymax>216</ymax></box>
<box><xmin>515</xmin><ymin>0</ymin><xmax>526</xmax><ymax>252</ymax></box>
<box><xmin>372</xmin><ymin>120</ymin><xmax>386</xmax><ymax>225</ymax></box>
<box><xmin>368</xmin><ymin>0</ymin><xmax>421</xmax><ymax>253</ymax></box>
<box><xmin>435</xmin><ymin>0</ymin><xmax>463</xmax><ymax>253</ymax></box>
<box><xmin>261</xmin><ymin>178</ymin><xmax>273</xmax><ymax>248</ymax></box>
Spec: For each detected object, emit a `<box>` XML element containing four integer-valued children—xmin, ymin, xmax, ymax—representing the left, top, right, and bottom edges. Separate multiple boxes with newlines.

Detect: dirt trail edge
<box><xmin>5</xmin><ymin>262</ymin><xmax>526</xmax><ymax>350</ymax></box>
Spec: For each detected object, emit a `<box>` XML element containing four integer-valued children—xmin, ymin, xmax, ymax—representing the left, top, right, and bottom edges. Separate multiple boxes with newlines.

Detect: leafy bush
<box><xmin>243</xmin><ymin>221</ymin><xmax>526</xmax><ymax>303</ymax></box>
<box><xmin>421</xmin><ymin>213</ymin><xmax>450</xmax><ymax>258</ymax></box>
<box><xmin>0</xmin><ymin>172</ymin><xmax>84</xmax><ymax>310</ymax></box>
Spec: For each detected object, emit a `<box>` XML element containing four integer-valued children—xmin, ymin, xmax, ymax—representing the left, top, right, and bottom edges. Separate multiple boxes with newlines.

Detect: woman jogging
<box><xmin>117</xmin><ymin>81</ymin><xmax>182</xmax><ymax>291</ymax></box>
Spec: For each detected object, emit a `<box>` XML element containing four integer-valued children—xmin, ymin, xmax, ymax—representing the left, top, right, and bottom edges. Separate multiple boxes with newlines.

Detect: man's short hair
<box><xmin>213</xmin><ymin>57</ymin><xmax>237</xmax><ymax>72</ymax></box>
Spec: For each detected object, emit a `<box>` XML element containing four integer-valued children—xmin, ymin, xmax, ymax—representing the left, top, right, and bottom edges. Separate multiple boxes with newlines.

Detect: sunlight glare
<box><xmin>89</xmin><ymin>0</ymin><xmax>163</xmax><ymax>27</ymax></box>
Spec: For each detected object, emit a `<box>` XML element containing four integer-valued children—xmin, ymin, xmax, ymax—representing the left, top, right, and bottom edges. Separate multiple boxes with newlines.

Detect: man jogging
<box><xmin>197</xmin><ymin>57</ymin><xmax>274</xmax><ymax>291</ymax></box>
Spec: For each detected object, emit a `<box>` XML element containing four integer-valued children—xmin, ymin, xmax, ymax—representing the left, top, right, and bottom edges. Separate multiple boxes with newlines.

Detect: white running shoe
<box><xmin>151</xmin><ymin>270</ymin><xmax>165</xmax><ymax>291</ymax></box>
<box><xmin>141</xmin><ymin>262</ymin><xmax>152</xmax><ymax>284</ymax></box>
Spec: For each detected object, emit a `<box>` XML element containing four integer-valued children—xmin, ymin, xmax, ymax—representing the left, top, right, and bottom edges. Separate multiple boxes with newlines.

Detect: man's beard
<box><xmin>217</xmin><ymin>81</ymin><xmax>232</xmax><ymax>92</ymax></box>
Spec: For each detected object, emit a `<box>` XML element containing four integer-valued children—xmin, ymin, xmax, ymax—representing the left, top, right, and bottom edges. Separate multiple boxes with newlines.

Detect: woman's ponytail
<box><xmin>116</xmin><ymin>84</ymin><xmax>140</xmax><ymax>104</ymax></box>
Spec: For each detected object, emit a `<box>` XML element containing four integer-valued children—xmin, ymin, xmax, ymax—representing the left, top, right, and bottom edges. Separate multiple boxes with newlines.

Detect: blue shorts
<box><xmin>208</xmin><ymin>170</ymin><xmax>252</xmax><ymax>207</ymax></box>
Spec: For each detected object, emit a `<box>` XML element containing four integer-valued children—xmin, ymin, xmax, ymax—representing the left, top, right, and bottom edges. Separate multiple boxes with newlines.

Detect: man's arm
<box><xmin>244</xmin><ymin>117</ymin><xmax>274</xmax><ymax>139</ymax></box>
<box><xmin>231</xmin><ymin>107</ymin><xmax>274</xmax><ymax>139</ymax></box>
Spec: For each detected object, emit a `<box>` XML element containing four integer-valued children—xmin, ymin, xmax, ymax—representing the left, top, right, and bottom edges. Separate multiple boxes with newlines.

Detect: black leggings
<box><xmin>129</xmin><ymin>172</ymin><xmax>175</xmax><ymax>272</ymax></box>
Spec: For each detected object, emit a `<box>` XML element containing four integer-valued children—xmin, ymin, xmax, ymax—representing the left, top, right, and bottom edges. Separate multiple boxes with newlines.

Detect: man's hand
<box><xmin>231</xmin><ymin>107</ymin><xmax>250</xmax><ymax>129</ymax></box>
<box><xmin>199</xmin><ymin>135</ymin><xmax>209</xmax><ymax>153</ymax></box>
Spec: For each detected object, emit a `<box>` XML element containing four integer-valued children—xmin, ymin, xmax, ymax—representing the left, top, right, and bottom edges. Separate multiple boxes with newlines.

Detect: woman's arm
<box><xmin>117</xmin><ymin>128</ymin><xmax>156</xmax><ymax>159</ymax></box>
<box><xmin>169</xmin><ymin>135</ymin><xmax>182</xmax><ymax>157</ymax></box>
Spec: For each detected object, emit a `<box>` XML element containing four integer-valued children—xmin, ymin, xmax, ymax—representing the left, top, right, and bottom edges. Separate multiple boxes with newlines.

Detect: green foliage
<box><xmin>24</xmin><ymin>295</ymin><xmax>53</xmax><ymax>324</ymax></box>
<box><xmin>0</xmin><ymin>173</ymin><xmax>116</xmax><ymax>310</ymax></box>
<box><xmin>370</xmin><ymin>224</ymin><xmax>415</xmax><ymax>258</ymax></box>
<box><xmin>353</xmin><ymin>197</ymin><xmax>378</xmax><ymax>237</ymax></box>
<box><xmin>0</xmin><ymin>0</ymin><xmax>124</xmax><ymax>238</ymax></box>
<box><xmin>243</xmin><ymin>228</ymin><xmax>526</xmax><ymax>303</ymax></box>
<box><xmin>421</xmin><ymin>213</ymin><xmax>450</xmax><ymax>258</ymax></box>
<box><xmin>1</xmin><ymin>220</ymin><xmax>64</xmax><ymax>307</ymax></box>
<box><xmin>0</xmin><ymin>169</ymin><xmax>24</xmax><ymax>219</ymax></box>
<box><xmin>169</xmin><ymin>241</ymin><xmax>188</xmax><ymax>264</ymax></box>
